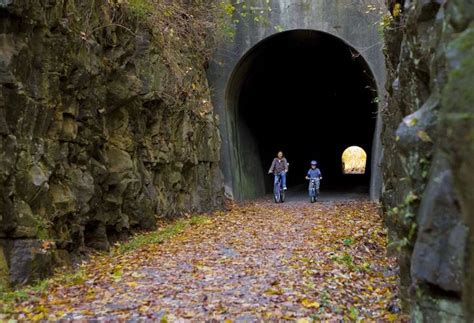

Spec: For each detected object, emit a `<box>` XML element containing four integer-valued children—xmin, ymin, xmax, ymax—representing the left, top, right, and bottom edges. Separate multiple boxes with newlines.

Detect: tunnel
<box><xmin>225</xmin><ymin>30</ymin><xmax>379</xmax><ymax>199</ymax></box>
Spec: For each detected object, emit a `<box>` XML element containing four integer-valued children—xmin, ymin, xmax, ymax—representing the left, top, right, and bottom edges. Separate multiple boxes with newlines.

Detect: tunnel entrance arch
<box><xmin>224</xmin><ymin>29</ymin><xmax>380</xmax><ymax>200</ymax></box>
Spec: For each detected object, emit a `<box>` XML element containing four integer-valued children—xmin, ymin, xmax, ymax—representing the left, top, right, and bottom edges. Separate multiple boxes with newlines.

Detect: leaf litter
<box><xmin>4</xmin><ymin>200</ymin><xmax>407</xmax><ymax>321</ymax></box>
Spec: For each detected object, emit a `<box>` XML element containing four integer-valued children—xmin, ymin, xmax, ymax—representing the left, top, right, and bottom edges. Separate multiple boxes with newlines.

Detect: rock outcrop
<box><xmin>0</xmin><ymin>0</ymin><xmax>224</xmax><ymax>287</ymax></box>
<box><xmin>382</xmin><ymin>0</ymin><xmax>474</xmax><ymax>320</ymax></box>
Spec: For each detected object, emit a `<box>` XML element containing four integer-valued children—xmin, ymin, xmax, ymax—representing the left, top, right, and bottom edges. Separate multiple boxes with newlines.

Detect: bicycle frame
<box><xmin>273</xmin><ymin>173</ymin><xmax>286</xmax><ymax>203</ymax></box>
<box><xmin>308</xmin><ymin>178</ymin><xmax>319</xmax><ymax>203</ymax></box>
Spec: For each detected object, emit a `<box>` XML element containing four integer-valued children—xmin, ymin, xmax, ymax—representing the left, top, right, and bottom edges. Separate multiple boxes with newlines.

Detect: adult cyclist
<box><xmin>268</xmin><ymin>151</ymin><xmax>289</xmax><ymax>190</ymax></box>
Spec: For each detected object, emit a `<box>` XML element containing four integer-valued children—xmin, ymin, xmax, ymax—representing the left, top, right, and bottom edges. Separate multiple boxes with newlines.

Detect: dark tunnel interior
<box><xmin>233</xmin><ymin>30</ymin><xmax>378</xmax><ymax>195</ymax></box>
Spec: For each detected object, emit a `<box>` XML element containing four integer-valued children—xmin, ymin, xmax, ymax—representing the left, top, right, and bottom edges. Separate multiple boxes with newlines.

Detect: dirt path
<box><xmin>8</xmin><ymin>200</ymin><xmax>403</xmax><ymax>321</ymax></box>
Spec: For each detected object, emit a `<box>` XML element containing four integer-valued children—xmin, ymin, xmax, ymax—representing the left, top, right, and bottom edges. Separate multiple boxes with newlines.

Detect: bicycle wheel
<box><xmin>280</xmin><ymin>190</ymin><xmax>286</xmax><ymax>203</ymax></box>
<box><xmin>274</xmin><ymin>182</ymin><xmax>280</xmax><ymax>203</ymax></box>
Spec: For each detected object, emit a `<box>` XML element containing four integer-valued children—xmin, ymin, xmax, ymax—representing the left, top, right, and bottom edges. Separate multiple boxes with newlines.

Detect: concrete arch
<box><xmin>208</xmin><ymin>0</ymin><xmax>386</xmax><ymax>201</ymax></box>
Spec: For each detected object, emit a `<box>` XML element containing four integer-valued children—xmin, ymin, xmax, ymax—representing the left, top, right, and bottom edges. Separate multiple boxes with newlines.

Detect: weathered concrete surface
<box><xmin>382</xmin><ymin>0</ymin><xmax>474</xmax><ymax>320</ymax></box>
<box><xmin>208</xmin><ymin>0</ymin><xmax>386</xmax><ymax>201</ymax></box>
<box><xmin>0</xmin><ymin>1</ymin><xmax>224</xmax><ymax>286</ymax></box>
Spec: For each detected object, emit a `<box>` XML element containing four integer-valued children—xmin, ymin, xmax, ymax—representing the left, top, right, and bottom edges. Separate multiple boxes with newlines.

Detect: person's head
<box><xmin>277</xmin><ymin>151</ymin><xmax>284</xmax><ymax>159</ymax></box>
<box><xmin>310</xmin><ymin>160</ymin><xmax>317</xmax><ymax>168</ymax></box>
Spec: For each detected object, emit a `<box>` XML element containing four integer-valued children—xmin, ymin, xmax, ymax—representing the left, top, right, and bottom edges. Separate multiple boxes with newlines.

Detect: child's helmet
<box><xmin>311</xmin><ymin>160</ymin><xmax>317</xmax><ymax>165</ymax></box>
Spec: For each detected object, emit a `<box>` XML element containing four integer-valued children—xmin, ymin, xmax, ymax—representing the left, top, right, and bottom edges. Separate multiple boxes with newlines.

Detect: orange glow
<box><xmin>342</xmin><ymin>146</ymin><xmax>367</xmax><ymax>174</ymax></box>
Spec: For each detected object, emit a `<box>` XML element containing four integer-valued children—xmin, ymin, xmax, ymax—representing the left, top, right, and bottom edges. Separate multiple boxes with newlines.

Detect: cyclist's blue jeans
<box><xmin>274</xmin><ymin>172</ymin><xmax>287</xmax><ymax>188</ymax></box>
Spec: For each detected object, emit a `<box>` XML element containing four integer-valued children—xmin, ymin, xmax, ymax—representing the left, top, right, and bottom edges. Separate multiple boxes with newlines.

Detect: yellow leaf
<box><xmin>265</xmin><ymin>287</ymin><xmax>283</xmax><ymax>295</ymax></box>
<box><xmin>49</xmin><ymin>299</ymin><xmax>64</xmax><ymax>305</ymax></box>
<box><xmin>81</xmin><ymin>309</ymin><xmax>94</xmax><ymax>315</ymax></box>
<box><xmin>112</xmin><ymin>269</ymin><xmax>123</xmax><ymax>281</ymax></box>
<box><xmin>131</xmin><ymin>272</ymin><xmax>144</xmax><ymax>278</ymax></box>
<box><xmin>126</xmin><ymin>281</ymin><xmax>138</xmax><ymax>288</ymax></box>
<box><xmin>31</xmin><ymin>313</ymin><xmax>45</xmax><ymax>321</ymax></box>
<box><xmin>417</xmin><ymin>130</ymin><xmax>433</xmax><ymax>142</ymax></box>
<box><xmin>301</xmin><ymin>299</ymin><xmax>320</xmax><ymax>309</ymax></box>
<box><xmin>405</xmin><ymin>117</ymin><xmax>418</xmax><ymax>127</ymax></box>
<box><xmin>387</xmin><ymin>313</ymin><xmax>398</xmax><ymax>321</ymax></box>
<box><xmin>297</xmin><ymin>318</ymin><xmax>311</xmax><ymax>323</ymax></box>
<box><xmin>85</xmin><ymin>294</ymin><xmax>96</xmax><ymax>301</ymax></box>
<box><xmin>393</xmin><ymin>3</ymin><xmax>401</xmax><ymax>17</ymax></box>
<box><xmin>36</xmin><ymin>305</ymin><xmax>48</xmax><ymax>313</ymax></box>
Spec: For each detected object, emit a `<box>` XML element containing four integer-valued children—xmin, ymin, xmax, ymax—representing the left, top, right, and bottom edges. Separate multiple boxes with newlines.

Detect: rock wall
<box><xmin>382</xmin><ymin>0</ymin><xmax>474</xmax><ymax>320</ymax></box>
<box><xmin>0</xmin><ymin>1</ymin><xmax>224</xmax><ymax>287</ymax></box>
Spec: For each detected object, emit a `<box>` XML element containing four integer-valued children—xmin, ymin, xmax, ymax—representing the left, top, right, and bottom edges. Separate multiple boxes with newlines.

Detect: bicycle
<box><xmin>308</xmin><ymin>177</ymin><xmax>320</xmax><ymax>203</ymax></box>
<box><xmin>273</xmin><ymin>173</ymin><xmax>286</xmax><ymax>203</ymax></box>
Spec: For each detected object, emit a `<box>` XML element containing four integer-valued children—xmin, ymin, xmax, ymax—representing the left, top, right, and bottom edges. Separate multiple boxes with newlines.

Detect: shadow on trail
<box><xmin>265</xmin><ymin>184</ymin><xmax>370</xmax><ymax>203</ymax></box>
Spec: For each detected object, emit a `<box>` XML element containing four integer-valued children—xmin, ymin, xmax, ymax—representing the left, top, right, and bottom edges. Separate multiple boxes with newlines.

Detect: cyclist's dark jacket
<box><xmin>269</xmin><ymin>158</ymin><xmax>288</xmax><ymax>174</ymax></box>
<box><xmin>307</xmin><ymin>168</ymin><xmax>322</xmax><ymax>179</ymax></box>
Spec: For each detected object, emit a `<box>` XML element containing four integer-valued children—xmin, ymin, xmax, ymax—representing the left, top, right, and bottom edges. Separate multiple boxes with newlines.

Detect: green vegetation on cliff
<box><xmin>381</xmin><ymin>0</ymin><xmax>474</xmax><ymax>320</ymax></box>
<box><xmin>0</xmin><ymin>0</ymin><xmax>224</xmax><ymax>288</ymax></box>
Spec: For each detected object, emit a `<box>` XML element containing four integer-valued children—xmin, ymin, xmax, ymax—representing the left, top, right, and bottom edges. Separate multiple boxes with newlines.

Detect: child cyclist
<box><xmin>305</xmin><ymin>160</ymin><xmax>322</xmax><ymax>199</ymax></box>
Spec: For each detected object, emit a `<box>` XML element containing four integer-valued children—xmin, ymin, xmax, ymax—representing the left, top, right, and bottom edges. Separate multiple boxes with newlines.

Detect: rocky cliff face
<box><xmin>382</xmin><ymin>0</ymin><xmax>474</xmax><ymax>320</ymax></box>
<box><xmin>0</xmin><ymin>0</ymin><xmax>224</xmax><ymax>287</ymax></box>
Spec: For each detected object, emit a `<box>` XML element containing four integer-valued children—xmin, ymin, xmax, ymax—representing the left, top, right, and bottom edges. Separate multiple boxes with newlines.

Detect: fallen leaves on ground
<box><xmin>5</xmin><ymin>200</ymin><xmax>407</xmax><ymax>321</ymax></box>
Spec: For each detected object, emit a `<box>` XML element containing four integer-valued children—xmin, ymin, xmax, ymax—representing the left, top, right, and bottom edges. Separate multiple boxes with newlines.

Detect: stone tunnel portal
<box><xmin>225</xmin><ymin>30</ymin><xmax>379</xmax><ymax>199</ymax></box>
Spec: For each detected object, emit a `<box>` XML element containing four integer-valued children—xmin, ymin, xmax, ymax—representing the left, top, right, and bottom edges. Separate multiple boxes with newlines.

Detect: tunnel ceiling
<box><xmin>226</xmin><ymin>30</ymin><xmax>378</xmax><ymax>197</ymax></box>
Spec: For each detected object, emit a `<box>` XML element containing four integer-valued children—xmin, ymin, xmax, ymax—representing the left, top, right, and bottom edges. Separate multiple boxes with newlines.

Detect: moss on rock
<box><xmin>0</xmin><ymin>0</ymin><xmax>224</xmax><ymax>286</ymax></box>
<box><xmin>382</xmin><ymin>1</ymin><xmax>474</xmax><ymax>320</ymax></box>
<box><xmin>0</xmin><ymin>245</ymin><xmax>9</xmax><ymax>289</ymax></box>
<box><xmin>441</xmin><ymin>25</ymin><xmax>474</xmax><ymax>320</ymax></box>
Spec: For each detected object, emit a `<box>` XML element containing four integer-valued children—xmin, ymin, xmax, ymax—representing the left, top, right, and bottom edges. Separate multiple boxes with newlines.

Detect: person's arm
<box><xmin>268</xmin><ymin>159</ymin><xmax>275</xmax><ymax>174</ymax></box>
<box><xmin>305</xmin><ymin>169</ymin><xmax>310</xmax><ymax>180</ymax></box>
<box><xmin>284</xmin><ymin>158</ymin><xmax>289</xmax><ymax>172</ymax></box>
<box><xmin>318</xmin><ymin>169</ymin><xmax>323</xmax><ymax>179</ymax></box>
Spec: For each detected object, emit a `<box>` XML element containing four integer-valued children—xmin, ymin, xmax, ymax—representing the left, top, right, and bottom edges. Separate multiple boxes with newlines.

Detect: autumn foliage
<box><xmin>1</xmin><ymin>199</ymin><xmax>407</xmax><ymax>321</ymax></box>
